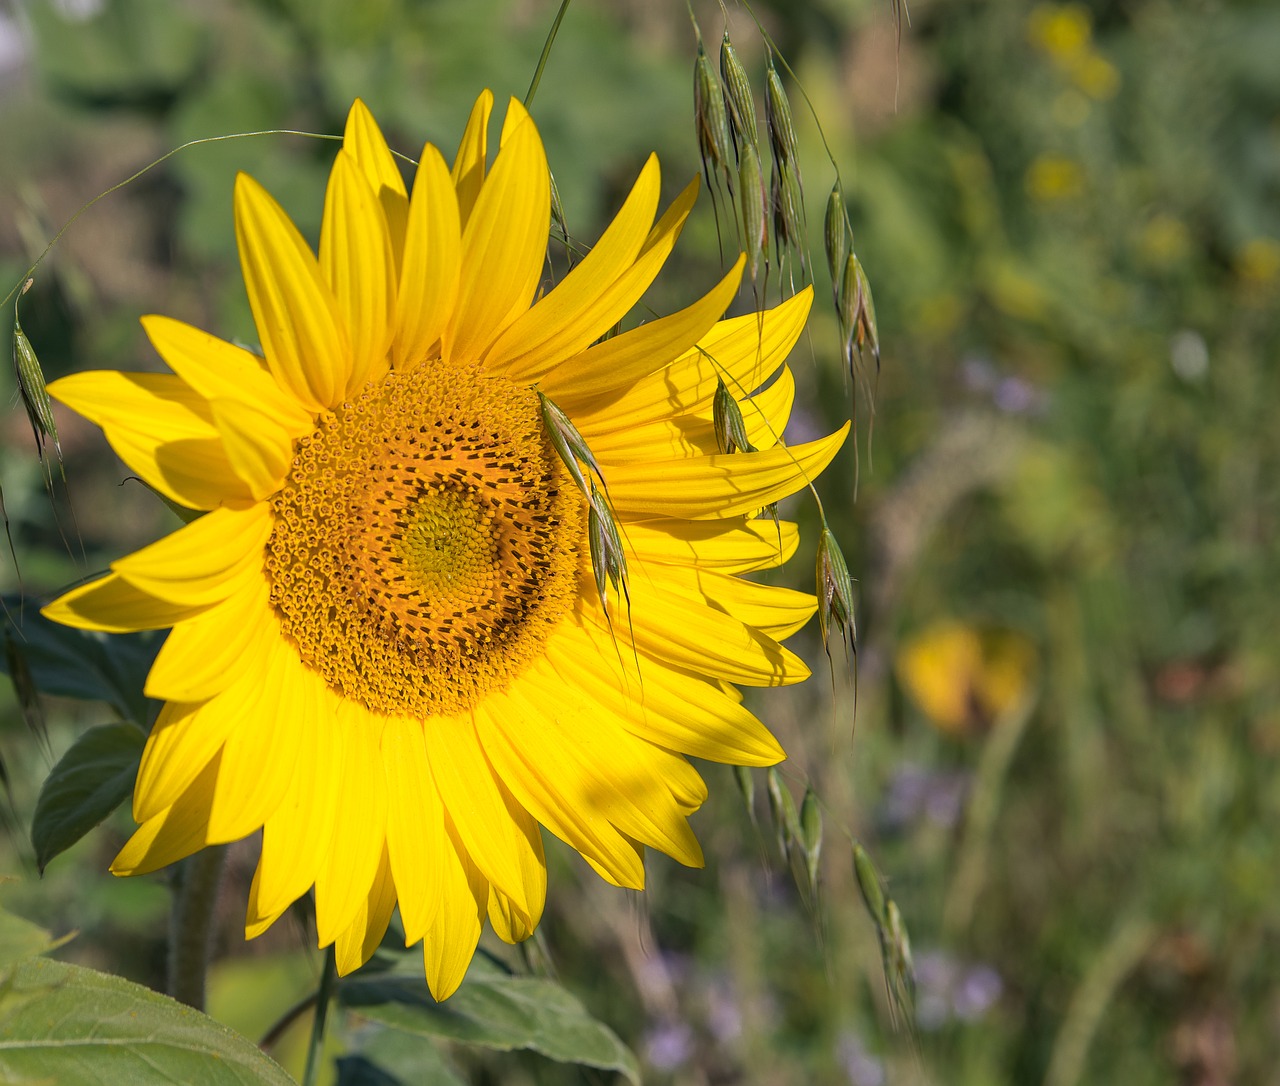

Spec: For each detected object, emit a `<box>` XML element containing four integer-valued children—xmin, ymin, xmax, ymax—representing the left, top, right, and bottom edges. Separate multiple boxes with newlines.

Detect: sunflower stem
<box><xmin>302</xmin><ymin>945</ymin><xmax>338</xmax><ymax>1086</ymax></box>
<box><xmin>167</xmin><ymin>844</ymin><xmax>227</xmax><ymax>1010</ymax></box>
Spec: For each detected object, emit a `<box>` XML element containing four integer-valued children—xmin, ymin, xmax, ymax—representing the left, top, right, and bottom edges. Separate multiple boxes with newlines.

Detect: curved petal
<box><xmin>49</xmin><ymin>371</ymin><xmax>249</xmax><ymax>509</ymax></box>
<box><xmin>253</xmin><ymin>684</ymin><xmax>345</xmax><ymax>922</ymax></box>
<box><xmin>320</xmin><ymin>150</ymin><xmax>396</xmax><ymax>393</ymax></box>
<box><xmin>140</xmin><ymin>315</ymin><xmax>312</xmax><ymax>435</ymax></box>
<box><xmin>112</xmin><ymin>502</ymin><xmax>272</xmax><ymax>607</ymax></box>
<box><xmin>475</xmin><ymin>693</ymin><xmax>645</xmax><ymax>890</ymax></box>
<box><xmin>485</xmin><ymin>155</ymin><xmax>663</xmax><ymax>377</ymax></box>
<box><xmin>382</xmin><ymin>714</ymin><xmax>444</xmax><ymax>944</ymax></box>
<box><xmin>546</xmin><ymin>625</ymin><xmax>786</xmax><ymax>766</ymax></box>
<box><xmin>637</xmin><ymin>561</ymin><xmax>818</xmax><ymax>642</ymax></box>
<box><xmin>111</xmin><ymin>756</ymin><xmax>220</xmax><ymax>876</ymax></box>
<box><xmin>445</xmin><ymin>98</ymin><xmax>549</xmax><ymax>365</ymax></box>
<box><xmin>314</xmin><ymin>701</ymin><xmax>388</xmax><ymax>946</ymax></box>
<box><xmin>622</xmin><ymin>516</ymin><xmax>799</xmax><ymax>574</ymax></box>
<box><xmin>42</xmin><ymin>572</ymin><xmax>211</xmax><ymax>634</ymax></box>
<box><xmin>394</xmin><ymin>144</ymin><xmax>461</xmax><ymax>370</ymax></box>
<box><xmin>423</xmin><ymin>817</ymin><xmax>487</xmax><ymax>1001</ymax></box>
<box><xmin>335</xmin><ymin>842</ymin><xmax>397</xmax><ymax>976</ymax></box>
<box><xmin>343</xmin><ymin>98</ymin><xmax>409</xmax><ymax>267</ymax></box>
<box><xmin>235</xmin><ymin>172</ymin><xmax>351</xmax><ymax>411</ymax></box>
<box><xmin>145</xmin><ymin>570</ymin><xmax>275</xmax><ymax>702</ymax></box>
<box><xmin>451</xmin><ymin>89</ymin><xmax>494</xmax><ymax>230</ymax></box>
<box><xmin>605</xmin><ymin>423</ymin><xmax>849</xmax><ymax>521</ymax></box>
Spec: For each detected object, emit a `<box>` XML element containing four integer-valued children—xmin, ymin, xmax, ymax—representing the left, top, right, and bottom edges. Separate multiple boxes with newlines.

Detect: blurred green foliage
<box><xmin>1</xmin><ymin>0</ymin><xmax>1278</xmax><ymax>1083</ymax></box>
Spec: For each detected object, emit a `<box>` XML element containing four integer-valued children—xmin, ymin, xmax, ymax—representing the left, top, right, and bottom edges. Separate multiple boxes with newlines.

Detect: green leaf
<box><xmin>0</xmin><ymin>596</ymin><xmax>161</xmax><ymax>724</ymax></box>
<box><xmin>339</xmin><ymin>1028</ymin><xmax>467</xmax><ymax>1086</ymax></box>
<box><xmin>341</xmin><ymin>973</ymin><xmax>640</xmax><ymax>1084</ymax></box>
<box><xmin>31</xmin><ymin>723</ymin><xmax>146</xmax><ymax>874</ymax></box>
<box><xmin>0</xmin><ymin>957</ymin><xmax>295</xmax><ymax>1085</ymax></box>
<box><xmin>0</xmin><ymin>904</ymin><xmax>65</xmax><ymax>973</ymax></box>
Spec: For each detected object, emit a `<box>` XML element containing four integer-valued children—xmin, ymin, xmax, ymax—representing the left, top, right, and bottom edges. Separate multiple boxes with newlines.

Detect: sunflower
<box><xmin>43</xmin><ymin>93</ymin><xmax>848</xmax><ymax>999</ymax></box>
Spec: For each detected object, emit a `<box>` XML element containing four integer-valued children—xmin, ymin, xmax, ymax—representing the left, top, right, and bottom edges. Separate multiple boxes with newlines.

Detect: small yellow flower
<box><xmin>1025</xmin><ymin>153</ymin><xmax>1086</xmax><ymax>203</ymax></box>
<box><xmin>1027</xmin><ymin>3</ymin><xmax>1093</xmax><ymax>62</ymax></box>
<box><xmin>896</xmin><ymin>621</ymin><xmax>1035</xmax><ymax>736</ymax></box>
<box><xmin>43</xmin><ymin>94</ymin><xmax>846</xmax><ymax>998</ymax></box>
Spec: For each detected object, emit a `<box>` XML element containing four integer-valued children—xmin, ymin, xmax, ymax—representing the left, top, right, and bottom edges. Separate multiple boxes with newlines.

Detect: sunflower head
<box><xmin>43</xmin><ymin>93</ymin><xmax>848</xmax><ymax>999</ymax></box>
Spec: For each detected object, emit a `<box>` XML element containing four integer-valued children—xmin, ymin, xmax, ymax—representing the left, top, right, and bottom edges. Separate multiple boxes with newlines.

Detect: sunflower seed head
<box><xmin>764</xmin><ymin>55</ymin><xmax>799</xmax><ymax>166</ymax></box>
<box><xmin>537</xmin><ymin>390</ymin><xmax>603</xmax><ymax>500</ymax></box>
<box><xmin>694</xmin><ymin>43</ymin><xmax>734</xmax><ymax>189</ymax></box>
<box><xmin>13</xmin><ymin>286</ymin><xmax>61</xmax><ymax>464</ymax></box>
<box><xmin>713</xmin><ymin>378</ymin><xmax>754</xmax><ymax>455</ymax></box>
<box><xmin>720</xmin><ymin>32</ymin><xmax>758</xmax><ymax>151</ymax></box>
<box><xmin>824</xmin><ymin>183</ymin><xmax>849</xmax><ymax>297</ymax></box>
<box><xmin>817</xmin><ymin>526</ymin><xmax>856</xmax><ymax>655</ymax></box>
<box><xmin>738</xmin><ymin>141</ymin><xmax>768</xmax><ymax>282</ymax></box>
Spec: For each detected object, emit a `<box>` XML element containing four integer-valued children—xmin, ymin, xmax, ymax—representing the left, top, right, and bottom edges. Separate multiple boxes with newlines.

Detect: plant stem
<box><xmin>302</xmin><ymin>945</ymin><xmax>338</xmax><ymax>1086</ymax></box>
<box><xmin>167</xmin><ymin>844</ymin><xmax>227</xmax><ymax>1010</ymax></box>
<box><xmin>524</xmin><ymin>0</ymin><xmax>572</xmax><ymax>108</ymax></box>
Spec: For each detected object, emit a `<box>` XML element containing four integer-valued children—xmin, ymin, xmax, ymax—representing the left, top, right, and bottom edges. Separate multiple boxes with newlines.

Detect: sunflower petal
<box><xmin>42</xmin><ymin>572</ymin><xmax>209</xmax><ymax>634</ymax></box>
<box><xmin>343</xmin><ymin>98</ymin><xmax>409</xmax><ymax>267</ymax></box>
<box><xmin>336</xmin><ymin>842</ymin><xmax>397</xmax><ymax>976</ymax></box>
<box><xmin>423</xmin><ymin>819</ymin><xmax>487</xmax><ymax>1001</ymax></box>
<box><xmin>623</xmin><ymin>516</ymin><xmax>799</xmax><ymax>573</ymax></box>
<box><xmin>235</xmin><ymin>172</ymin><xmax>351</xmax><ymax>411</ymax></box>
<box><xmin>451</xmin><ymin>89</ymin><xmax>494</xmax><ymax>230</ymax></box>
<box><xmin>112</xmin><ymin>503</ymin><xmax>271</xmax><ymax>607</ymax></box>
<box><xmin>320</xmin><ymin>150</ymin><xmax>397</xmax><ymax>392</ymax></box>
<box><xmin>446</xmin><ymin>98</ymin><xmax>549</xmax><ymax>364</ymax></box>
<box><xmin>111</xmin><ymin>756</ymin><xmax>220</xmax><ymax>876</ymax></box>
<box><xmin>605</xmin><ymin>423</ymin><xmax>850</xmax><ymax>520</ymax></box>
<box><xmin>382</xmin><ymin>714</ymin><xmax>444</xmax><ymax>943</ymax></box>
<box><xmin>394</xmin><ymin>144</ymin><xmax>461</xmax><ymax>369</ymax></box>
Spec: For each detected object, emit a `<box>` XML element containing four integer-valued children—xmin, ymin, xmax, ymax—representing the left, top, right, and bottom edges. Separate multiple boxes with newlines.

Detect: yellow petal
<box><xmin>48</xmin><ymin>371</ymin><xmax>249</xmax><ymax>509</ymax></box>
<box><xmin>111</xmin><ymin>756</ymin><xmax>220</xmax><ymax>876</ymax></box>
<box><xmin>485</xmin><ymin>155</ymin><xmax>662</xmax><ymax>378</ymax></box>
<box><xmin>235</xmin><ymin>172</ymin><xmax>351</xmax><ymax>411</ymax></box>
<box><xmin>451</xmin><ymin>89</ymin><xmax>494</xmax><ymax>231</ymax></box>
<box><xmin>42</xmin><ymin>572</ymin><xmax>210</xmax><ymax>634</ymax></box>
<box><xmin>514</xmin><ymin>661</ymin><xmax>705</xmax><ymax>868</ymax></box>
<box><xmin>112</xmin><ymin>502</ymin><xmax>271</xmax><ymax>607</ymax></box>
<box><xmin>205</xmin><ymin>396</ymin><xmax>295</xmax><ymax>500</ymax></box>
<box><xmin>381</xmin><ymin>714</ymin><xmax>444</xmax><ymax>943</ymax></box>
<box><xmin>394</xmin><ymin>144</ymin><xmax>461</xmax><ymax>369</ymax></box>
<box><xmin>254</xmin><ymin>684</ymin><xmax>345</xmax><ymax>922</ymax></box>
<box><xmin>320</xmin><ymin>150</ymin><xmax>396</xmax><ymax>392</ymax></box>
<box><xmin>424</xmin><ymin>711</ymin><xmax>534</xmax><ymax>918</ymax></box>
<box><xmin>145</xmin><ymin>571</ymin><xmax>274</xmax><ymax>702</ymax></box>
<box><xmin>583</xmin><ymin>569</ymin><xmax>810</xmax><ymax>688</ymax></box>
<box><xmin>623</xmin><ymin>516</ymin><xmax>799</xmax><ymax>574</ymax></box>
<box><xmin>445</xmin><ymin>98</ymin><xmax>548</xmax><ymax>364</ymax></box>
<box><xmin>605</xmin><ymin>423</ymin><xmax>850</xmax><ymax>520</ymax></box>
<box><xmin>475</xmin><ymin>694</ymin><xmax>645</xmax><ymax>890</ymax></box>
<box><xmin>140</xmin><ymin>315</ymin><xmax>312</xmax><ymax>435</ymax></box>
<box><xmin>639</xmin><ymin>562</ymin><xmax>818</xmax><ymax>642</ymax></box>
<box><xmin>342</xmin><ymin>98</ymin><xmax>409</xmax><ymax>267</ymax></box>
<box><xmin>335</xmin><ymin>842</ymin><xmax>397</xmax><ymax>976</ymax></box>
<box><xmin>314</xmin><ymin>701</ymin><xmax>388</xmax><ymax>946</ymax></box>
<box><xmin>205</xmin><ymin>636</ymin><xmax>311</xmax><ymax>842</ymax></box>
<box><xmin>422</xmin><ymin>818</ymin><xmax>487</xmax><ymax>1001</ymax></box>
<box><xmin>571</xmin><ymin>289</ymin><xmax>812</xmax><ymax>438</ymax></box>
<box><xmin>546</xmin><ymin>625</ymin><xmax>786</xmax><ymax>766</ymax></box>
<box><xmin>133</xmin><ymin>699</ymin><xmax>238</xmax><ymax>824</ymax></box>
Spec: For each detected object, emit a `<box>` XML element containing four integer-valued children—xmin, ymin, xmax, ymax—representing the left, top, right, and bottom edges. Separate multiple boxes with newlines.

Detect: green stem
<box><xmin>167</xmin><ymin>844</ymin><xmax>227</xmax><ymax>1010</ymax></box>
<box><xmin>302</xmin><ymin>946</ymin><xmax>338</xmax><ymax>1086</ymax></box>
<box><xmin>524</xmin><ymin>0</ymin><xmax>572</xmax><ymax>108</ymax></box>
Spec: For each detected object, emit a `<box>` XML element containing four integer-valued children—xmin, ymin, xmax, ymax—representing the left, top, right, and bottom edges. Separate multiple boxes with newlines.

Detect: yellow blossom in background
<box><xmin>896</xmin><ymin>621</ymin><xmax>1036</xmax><ymax>737</ymax></box>
<box><xmin>1027</xmin><ymin>3</ymin><xmax>1093</xmax><ymax>61</ymax></box>
<box><xmin>41</xmin><ymin>94</ymin><xmax>846</xmax><ymax>999</ymax></box>
<box><xmin>1025</xmin><ymin>153</ymin><xmax>1086</xmax><ymax>203</ymax></box>
<box><xmin>1236</xmin><ymin>237</ymin><xmax>1280</xmax><ymax>285</ymax></box>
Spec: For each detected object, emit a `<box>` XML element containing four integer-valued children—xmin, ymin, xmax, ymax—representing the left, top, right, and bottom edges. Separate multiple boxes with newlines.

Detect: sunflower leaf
<box><xmin>340</xmin><ymin>973</ymin><xmax>640</xmax><ymax>1084</ymax></box>
<box><xmin>0</xmin><ymin>956</ymin><xmax>295</xmax><ymax>1085</ymax></box>
<box><xmin>31</xmin><ymin>722</ymin><xmax>145</xmax><ymax>874</ymax></box>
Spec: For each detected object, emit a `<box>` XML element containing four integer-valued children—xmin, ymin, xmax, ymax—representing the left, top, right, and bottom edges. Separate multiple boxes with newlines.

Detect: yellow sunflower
<box><xmin>43</xmin><ymin>93</ymin><xmax>848</xmax><ymax>999</ymax></box>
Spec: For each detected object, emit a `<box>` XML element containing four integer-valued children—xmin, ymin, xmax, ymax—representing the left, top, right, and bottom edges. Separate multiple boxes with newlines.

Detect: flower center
<box><xmin>265</xmin><ymin>361</ymin><xmax>583</xmax><ymax>717</ymax></box>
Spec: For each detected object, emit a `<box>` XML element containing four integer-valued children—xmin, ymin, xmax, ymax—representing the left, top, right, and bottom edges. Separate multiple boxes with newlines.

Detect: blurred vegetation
<box><xmin>1</xmin><ymin>0</ymin><xmax>1278</xmax><ymax>1082</ymax></box>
